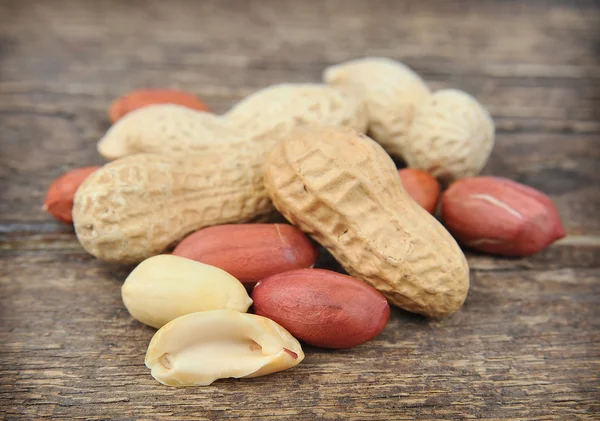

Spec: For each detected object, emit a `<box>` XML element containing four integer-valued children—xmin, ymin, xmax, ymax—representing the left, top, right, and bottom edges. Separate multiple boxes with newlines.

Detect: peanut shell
<box><xmin>406</xmin><ymin>89</ymin><xmax>495</xmax><ymax>183</ymax></box>
<box><xmin>323</xmin><ymin>57</ymin><xmax>431</xmax><ymax>158</ymax></box>
<box><xmin>73</xmin><ymin>152</ymin><xmax>273</xmax><ymax>264</ymax></box>
<box><xmin>98</xmin><ymin>104</ymin><xmax>241</xmax><ymax>160</ymax></box>
<box><xmin>224</xmin><ymin>83</ymin><xmax>369</xmax><ymax>141</ymax></box>
<box><xmin>264</xmin><ymin>126</ymin><xmax>470</xmax><ymax>318</ymax></box>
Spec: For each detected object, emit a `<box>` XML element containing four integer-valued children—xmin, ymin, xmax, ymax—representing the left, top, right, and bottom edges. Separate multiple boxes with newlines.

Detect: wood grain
<box><xmin>1</xmin><ymin>0</ymin><xmax>599</xmax><ymax>419</ymax></box>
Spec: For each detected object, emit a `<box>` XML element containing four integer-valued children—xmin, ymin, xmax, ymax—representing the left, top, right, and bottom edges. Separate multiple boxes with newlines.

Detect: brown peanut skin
<box><xmin>252</xmin><ymin>268</ymin><xmax>390</xmax><ymax>349</ymax></box>
<box><xmin>172</xmin><ymin>224</ymin><xmax>318</xmax><ymax>290</ymax></box>
<box><xmin>398</xmin><ymin>168</ymin><xmax>441</xmax><ymax>214</ymax></box>
<box><xmin>109</xmin><ymin>89</ymin><xmax>211</xmax><ymax>123</ymax></box>
<box><xmin>441</xmin><ymin>176</ymin><xmax>566</xmax><ymax>256</ymax></box>
<box><xmin>43</xmin><ymin>166</ymin><xmax>101</xmax><ymax>223</ymax></box>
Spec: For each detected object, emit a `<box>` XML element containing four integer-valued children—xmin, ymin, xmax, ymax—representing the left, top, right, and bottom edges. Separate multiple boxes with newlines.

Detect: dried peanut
<box><xmin>73</xmin><ymin>152</ymin><xmax>272</xmax><ymax>264</ymax></box>
<box><xmin>441</xmin><ymin>176</ymin><xmax>566</xmax><ymax>256</ymax></box>
<box><xmin>172</xmin><ymin>224</ymin><xmax>318</xmax><ymax>290</ymax></box>
<box><xmin>406</xmin><ymin>89</ymin><xmax>495</xmax><ymax>183</ymax></box>
<box><xmin>98</xmin><ymin>104</ymin><xmax>241</xmax><ymax>160</ymax></box>
<box><xmin>43</xmin><ymin>166</ymin><xmax>101</xmax><ymax>223</ymax></box>
<box><xmin>121</xmin><ymin>255</ymin><xmax>252</xmax><ymax>329</ymax></box>
<box><xmin>145</xmin><ymin>309</ymin><xmax>304</xmax><ymax>386</ymax></box>
<box><xmin>323</xmin><ymin>57</ymin><xmax>431</xmax><ymax>158</ymax></box>
<box><xmin>109</xmin><ymin>89</ymin><xmax>211</xmax><ymax>123</ymax></box>
<box><xmin>252</xmin><ymin>268</ymin><xmax>390</xmax><ymax>349</ymax></box>
<box><xmin>224</xmin><ymin>83</ymin><xmax>368</xmax><ymax>140</ymax></box>
<box><xmin>264</xmin><ymin>126</ymin><xmax>470</xmax><ymax>318</ymax></box>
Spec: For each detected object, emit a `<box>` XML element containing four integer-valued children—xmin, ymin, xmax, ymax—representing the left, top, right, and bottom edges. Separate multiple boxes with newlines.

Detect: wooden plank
<box><xmin>0</xmin><ymin>253</ymin><xmax>598</xmax><ymax>420</ymax></box>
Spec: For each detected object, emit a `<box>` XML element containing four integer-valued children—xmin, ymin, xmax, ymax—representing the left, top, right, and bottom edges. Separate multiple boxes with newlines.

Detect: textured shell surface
<box><xmin>323</xmin><ymin>57</ymin><xmax>431</xmax><ymax>158</ymax></box>
<box><xmin>73</xmin><ymin>151</ymin><xmax>273</xmax><ymax>264</ymax></box>
<box><xmin>405</xmin><ymin>89</ymin><xmax>495</xmax><ymax>183</ymax></box>
<box><xmin>263</xmin><ymin>126</ymin><xmax>469</xmax><ymax>318</ymax></box>
<box><xmin>97</xmin><ymin>104</ymin><xmax>244</xmax><ymax>160</ymax></box>
<box><xmin>223</xmin><ymin>83</ymin><xmax>369</xmax><ymax>142</ymax></box>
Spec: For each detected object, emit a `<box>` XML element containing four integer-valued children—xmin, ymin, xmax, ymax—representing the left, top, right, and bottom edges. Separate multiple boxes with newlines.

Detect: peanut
<box><xmin>441</xmin><ymin>176</ymin><xmax>566</xmax><ymax>256</ymax></box>
<box><xmin>406</xmin><ymin>89</ymin><xmax>495</xmax><ymax>183</ymax></box>
<box><xmin>98</xmin><ymin>104</ymin><xmax>241</xmax><ymax>160</ymax></box>
<box><xmin>323</xmin><ymin>57</ymin><xmax>431</xmax><ymax>158</ymax></box>
<box><xmin>145</xmin><ymin>309</ymin><xmax>304</xmax><ymax>386</ymax></box>
<box><xmin>43</xmin><ymin>166</ymin><xmax>101</xmax><ymax>223</ymax></box>
<box><xmin>121</xmin><ymin>255</ymin><xmax>252</xmax><ymax>329</ymax></box>
<box><xmin>224</xmin><ymin>83</ymin><xmax>369</xmax><ymax>140</ymax></box>
<box><xmin>109</xmin><ymin>89</ymin><xmax>210</xmax><ymax>123</ymax></box>
<box><xmin>398</xmin><ymin>168</ymin><xmax>441</xmax><ymax>214</ymax></box>
<box><xmin>98</xmin><ymin>84</ymin><xmax>368</xmax><ymax>161</ymax></box>
<box><xmin>172</xmin><ymin>224</ymin><xmax>318</xmax><ymax>290</ymax></box>
<box><xmin>72</xmin><ymin>152</ymin><xmax>272</xmax><ymax>264</ymax></box>
<box><xmin>252</xmin><ymin>268</ymin><xmax>390</xmax><ymax>349</ymax></box>
<box><xmin>264</xmin><ymin>126</ymin><xmax>470</xmax><ymax>318</ymax></box>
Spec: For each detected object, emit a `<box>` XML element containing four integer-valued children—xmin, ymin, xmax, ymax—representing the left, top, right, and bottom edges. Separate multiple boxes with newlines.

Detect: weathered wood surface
<box><xmin>0</xmin><ymin>0</ymin><xmax>599</xmax><ymax>419</ymax></box>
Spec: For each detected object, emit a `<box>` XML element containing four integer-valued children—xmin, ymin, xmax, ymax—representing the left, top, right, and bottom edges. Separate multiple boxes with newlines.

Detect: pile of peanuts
<box><xmin>43</xmin><ymin>57</ymin><xmax>565</xmax><ymax>386</ymax></box>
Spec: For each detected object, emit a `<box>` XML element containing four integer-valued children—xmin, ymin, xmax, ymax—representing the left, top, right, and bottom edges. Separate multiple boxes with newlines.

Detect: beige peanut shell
<box><xmin>73</xmin><ymin>152</ymin><xmax>273</xmax><ymax>264</ymax></box>
<box><xmin>264</xmin><ymin>126</ymin><xmax>470</xmax><ymax>318</ymax></box>
<box><xmin>405</xmin><ymin>89</ymin><xmax>495</xmax><ymax>183</ymax></box>
<box><xmin>323</xmin><ymin>57</ymin><xmax>431</xmax><ymax>158</ymax></box>
<box><xmin>97</xmin><ymin>104</ymin><xmax>242</xmax><ymax>160</ymax></box>
<box><xmin>223</xmin><ymin>83</ymin><xmax>369</xmax><ymax>141</ymax></box>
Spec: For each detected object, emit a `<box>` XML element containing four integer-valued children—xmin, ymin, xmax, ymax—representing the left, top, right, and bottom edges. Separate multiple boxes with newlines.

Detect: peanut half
<box><xmin>406</xmin><ymin>89</ymin><xmax>495</xmax><ymax>183</ymax></box>
<box><xmin>441</xmin><ymin>176</ymin><xmax>566</xmax><ymax>256</ymax></box>
<box><xmin>172</xmin><ymin>224</ymin><xmax>318</xmax><ymax>290</ymax></box>
<box><xmin>121</xmin><ymin>255</ymin><xmax>252</xmax><ymax>329</ymax></box>
<box><xmin>145</xmin><ymin>309</ymin><xmax>304</xmax><ymax>386</ymax></box>
<box><xmin>98</xmin><ymin>104</ymin><xmax>241</xmax><ymax>160</ymax></box>
<box><xmin>73</xmin><ymin>152</ymin><xmax>272</xmax><ymax>264</ymax></box>
<box><xmin>264</xmin><ymin>126</ymin><xmax>470</xmax><ymax>318</ymax></box>
<box><xmin>323</xmin><ymin>57</ymin><xmax>431</xmax><ymax>158</ymax></box>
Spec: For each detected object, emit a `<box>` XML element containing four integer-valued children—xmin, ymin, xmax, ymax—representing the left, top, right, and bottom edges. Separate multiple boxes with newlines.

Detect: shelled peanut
<box><xmin>121</xmin><ymin>254</ymin><xmax>253</xmax><ymax>329</ymax></box>
<box><xmin>172</xmin><ymin>224</ymin><xmax>318</xmax><ymax>290</ymax></box>
<box><xmin>252</xmin><ymin>269</ymin><xmax>390</xmax><ymax>349</ymax></box>
<box><xmin>398</xmin><ymin>168</ymin><xmax>441</xmax><ymax>214</ymax></box>
<box><xmin>43</xmin><ymin>166</ymin><xmax>101</xmax><ymax>223</ymax></box>
<box><xmin>441</xmin><ymin>176</ymin><xmax>566</xmax><ymax>256</ymax></box>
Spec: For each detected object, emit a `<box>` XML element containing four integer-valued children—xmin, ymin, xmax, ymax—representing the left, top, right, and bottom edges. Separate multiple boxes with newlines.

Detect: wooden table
<box><xmin>1</xmin><ymin>1</ymin><xmax>599</xmax><ymax>419</ymax></box>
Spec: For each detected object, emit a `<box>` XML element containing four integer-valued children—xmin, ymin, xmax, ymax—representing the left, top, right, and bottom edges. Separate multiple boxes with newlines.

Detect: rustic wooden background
<box><xmin>1</xmin><ymin>0</ymin><xmax>599</xmax><ymax>420</ymax></box>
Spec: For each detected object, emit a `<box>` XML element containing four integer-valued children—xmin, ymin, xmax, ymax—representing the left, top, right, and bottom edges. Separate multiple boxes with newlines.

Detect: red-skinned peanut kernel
<box><xmin>441</xmin><ymin>176</ymin><xmax>566</xmax><ymax>256</ymax></box>
<box><xmin>172</xmin><ymin>224</ymin><xmax>318</xmax><ymax>290</ymax></box>
<box><xmin>252</xmin><ymin>268</ymin><xmax>390</xmax><ymax>349</ymax></box>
